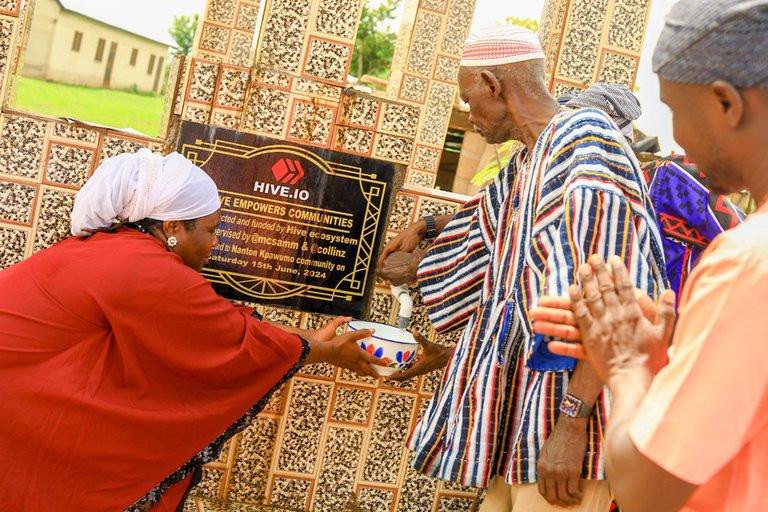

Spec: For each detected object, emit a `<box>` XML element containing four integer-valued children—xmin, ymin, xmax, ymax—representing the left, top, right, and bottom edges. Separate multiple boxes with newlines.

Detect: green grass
<box><xmin>13</xmin><ymin>76</ymin><xmax>165</xmax><ymax>137</ymax></box>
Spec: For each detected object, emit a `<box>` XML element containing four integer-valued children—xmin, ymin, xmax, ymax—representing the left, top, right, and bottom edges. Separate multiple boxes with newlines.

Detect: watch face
<box><xmin>559</xmin><ymin>394</ymin><xmax>583</xmax><ymax>417</ymax></box>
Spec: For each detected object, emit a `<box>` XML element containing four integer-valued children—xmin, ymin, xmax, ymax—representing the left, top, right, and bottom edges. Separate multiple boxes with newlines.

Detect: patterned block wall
<box><xmin>0</xmin><ymin>0</ymin><xmax>652</xmax><ymax>510</ymax></box>
<box><xmin>539</xmin><ymin>0</ymin><xmax>652</xmax><ymax>95</ymax></box>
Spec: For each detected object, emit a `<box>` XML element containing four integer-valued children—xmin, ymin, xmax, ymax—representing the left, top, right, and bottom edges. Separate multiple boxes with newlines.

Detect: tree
<box><xmin>169</xmin><ymin>14</ymin><xmax>199</xmax><ymax>56</ymax></box>
<box><xmin>351</xmin><ymin>0</ymin><xmax>399</xmax><ymax>81</ymax></box>
<box><xmin>504</xmin><ymin>16</ymin><xmax>539</xmax><ymax>33</ymax></box>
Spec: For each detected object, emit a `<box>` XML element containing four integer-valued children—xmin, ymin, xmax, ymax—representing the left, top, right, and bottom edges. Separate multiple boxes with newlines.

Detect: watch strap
<box><xmin>422</xmin><ymin>214</ymin><xmax>437</xmax><ymax>241</ymax></box>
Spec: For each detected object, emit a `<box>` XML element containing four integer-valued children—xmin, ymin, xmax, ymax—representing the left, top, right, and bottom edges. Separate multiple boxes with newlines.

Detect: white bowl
<box><xmin>348</xmin><ymin>320</ymin><xmax>419</xmax><ymax>376</ymax></box>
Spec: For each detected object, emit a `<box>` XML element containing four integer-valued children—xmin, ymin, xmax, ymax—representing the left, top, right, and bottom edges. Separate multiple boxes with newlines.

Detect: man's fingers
<box><xmin>607</xmin><ymin>255</ymin><xmax>636</xmax><ymax>306</ymax></box>
<box><xmin>547</xmin><ymin>341</ymin><xmax>586</xmax><ymax>359</ymax></box>
<box><xmin>569</xmin><ymin>283</ymin><xmax>594</xmax><ymax>329</ymax></box>
<box><xmin>537</xmin><ymin>478</ymin><xmax>547</xmax><ymax>502</ymax></box>
<box><xmin>412</xmin><ymin>330</ymin><xmax>429</xmax><ymax>346</ymax></box>
<box><xmin>589</xmin><ymin>254</ymin><xmax>619</xmax><ymax>307</ymax></box>
<box><xmin>537</xmin><ymin>295</ymin><xmax>572</xmax><ymax>310</ymax></box>
<box><xmin>566</xmin><ymin>477</ymin><xmax>583</xmax><ymax>502</ymax></box>
<box><xmin>656</xmin><ymin>289</ymin><xmax>677</xmax><ymax>341</ymax></box>
<box><xmin>533</xmin><ymin>321</ymin><xmax>582</xmax><ymax>342</ymax></box>
<box><xmin>556</xmin><ymin>478</ymin><xmax>577</xmax><ymax>506</ymax></box>
<box><xmin>544</xmin><ymin>477</ymin><xmax>560</xmax><ymax>505</ymax></box>
<box><xmin>529</xmin><ymin>306</ymin><xmax>577</xmax><ymax>326</ymax></box>
<box><xmin>578</xmin><ymin>264</ymin><xmax>606</xmax><ymax>318</ymax></box>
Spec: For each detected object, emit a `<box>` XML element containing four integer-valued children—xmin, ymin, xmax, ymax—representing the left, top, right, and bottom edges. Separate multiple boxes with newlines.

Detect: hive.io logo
<box><xmin>271</xmin><ymin>158</ymin><xmax>305</xmax><ymax>185</ymax></box>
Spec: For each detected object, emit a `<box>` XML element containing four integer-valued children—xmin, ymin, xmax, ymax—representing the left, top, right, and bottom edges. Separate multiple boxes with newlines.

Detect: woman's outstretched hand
<box><xmin>306</xmin><ymin>328</ymin><xmax>387</xmax><ymax>377</ymax></box>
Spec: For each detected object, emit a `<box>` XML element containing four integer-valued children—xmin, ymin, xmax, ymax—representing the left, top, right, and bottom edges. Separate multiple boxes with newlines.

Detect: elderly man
<box><xmin>535</xmin><ymin>1</ymin><xmax>768</xmax><ymax>510</ymax></box>
<box><xmin>385</xmin><ymin>26</ymin><xmax>667</xmax><ymax>510</ymax></box>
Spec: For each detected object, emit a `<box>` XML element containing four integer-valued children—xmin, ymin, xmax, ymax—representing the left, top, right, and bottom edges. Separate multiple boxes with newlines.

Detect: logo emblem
<box><xmin>271</xmin><ymin>158</ymin><xmax>305</xmax><ymax>185</ymax></box>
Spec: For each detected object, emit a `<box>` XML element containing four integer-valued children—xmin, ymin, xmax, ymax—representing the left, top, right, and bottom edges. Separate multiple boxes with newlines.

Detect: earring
<box><xmin>166</xmin><ymin>235</ymin><xmax>178</xmax><ymax>248</ymax></box>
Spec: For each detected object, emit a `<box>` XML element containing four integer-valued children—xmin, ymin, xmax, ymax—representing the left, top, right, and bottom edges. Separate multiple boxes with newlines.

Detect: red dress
<box><xmin>0</xmin><ymin>229</ymin><xmax>305</xmax><ymax>511</ymax></box>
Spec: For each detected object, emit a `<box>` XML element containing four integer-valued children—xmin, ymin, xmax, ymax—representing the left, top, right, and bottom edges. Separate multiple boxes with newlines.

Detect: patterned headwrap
<box><xmin>653</xmin><ymin>0</ymin><xmax>768</xmax><ymax>87</ymax></box>
<box><xmin>558</xmin><ymin>82</ymin><xmax>642</xmax><ymax>141</ymax></box>
<box><xmin>461</xmin><ymin>25</ymin><xmax>545</xmax><ymax>67</ymax></box>
<box><xmin>70</xmin><ymin>149</ymin><xmax>220</xmax><ymax>236</ymax></box>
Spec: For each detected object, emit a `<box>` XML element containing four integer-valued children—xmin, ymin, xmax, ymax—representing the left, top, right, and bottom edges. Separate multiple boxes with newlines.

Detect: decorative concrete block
<box><xmin>270</xmin><ymin>477</ymin><xmax>313</xmax><ymax>511</ymax></box>
<box><xmin>412</xmin><ymin>145</ymin><xmax>441</xmax><ymax>172</ymax></box>
<box><xmin>294</xmin><ymin>78</ymin><xmax>343</xmax><ymax>100</ymax></box>
<box><xmin>303</xmin><ymin>37</ymin><xmax>353</xmax><ymax>86</ymax></box>
<box><xmin>362</xmin><ymin>392</ymin><xmax>416</xmax><ymax>484</ymax></box>
<box><xmin>437</xmin><ymin>495</ymin><xmax>477</xmax><ymax>511</ymax></box>
<box><xmin>52</xmin><ymin>123</ymin><xmax>99</xmax><ymax>145</ymax></box>
<box><xmin>276</xmin><ymin>379</ymin><xmax>332</xmax><ymax>473</ymax></box>
<box><xmin>227</xmin><ymin>417</ymin><xmax>279</xmax><ymax>503</ymax></box>
<box><xmin>556</xmin><ymin>0</ymin><xmax>609</xmax><ymax>83</ymax></box>
<box><xmin>211</xmin><ymin>108</ymin><xmax>242</xmax><ymax>130</ymax></box>
<box><xmin>330</xmin><ymin>385</ymin><xmax>373</xmax><ymax>424</ymax></box>
<box><xmin>214</xmin><ymin>65</ymin><xmax>250</xmax><ymax>108</ymax></box>
<box><xmin>182</xmin><ymin>103</ymin><xmax>213</xmax><ymax>124</ymax></box>
<box><xmin>192</xmin><ymin>468</ymin><xmax>224</xmax><ymax>499</ymax></box>
<box><xmin>98</xmin><ymin>136</ymin><xmax>148</xmax><ymax>163</ymax></box>
<box><xmin>200</xmin><ymin>22</ymin><xmax>231</xmax><ymax>56</ymax></box>
<box><xmin>597</xmin><ymin>51</ymin><xmax>638</xmax><ymax>87</ymax></box>
<box><xmin>333</xmin><ymin>126</ymin><xmax>374</xmax><ymax>156</ymax></box>
<box><xmin>32</xmin><ymin>187</ymin><xmax>75</xmax><ymax>252</ymax></box>
<box><xmin>313</xmin><ymin>427</ymin><xmax>364</xmax><ymax>512</ymax></box>
<box><xmin>315</xmin><ymin>0</ymin><xmax>362</xmax><ymax>40</ymax></box>
<box><xmin>258</xmin><ymin>0</ymin><xmax>311</xmax><ymax>73</ymax></box>
<box><xmin>235</xmin><ymin>3</ymin><xmax>260</xmax><ymax>32</ymax></box>
<box><xmin>434</xmin><ymin>54</ymin><xmax>460</xmax><ymax>82</ymax></box>
<box><xmin>406</xmin><ymin>169</ymin><xmax>436</xmax><ymax>188</ymax></box>
<box><xmin>228</xmin><ymin>29</ymin><xmax>255</xmax><ymax>67</ymax></box>
<box><xmin>206</xmin><ymin>0</ymin><xmax>236</xmax><ymax>25</ymax></box>
<box><xmin>0</xmin><ymin>115</ymin><xmax>46</xmax><ymax>180</ymax></box>
<box><xmin>608</xmin><ymin>0</ymin><xmax>651</xmax><ymax>53</ymax></box>
<box><xmin>388</xmin><ymin>193</ymin><xmax>417</xmax><ymax>231</ymax></box>
<box><xmin>419</xmin><ymin>82</ymin><xmax>455</xmax><ymax>146</ymax></box>
<box><xmin>440</xmin><ymin>0</ymin><xmax>474</xmax><ymax>56</ymax></box>
<box><xmin>373</xmin><ymin>133</ymin><xmax>414</xmax><ymax>164</ymax></box>
<box><xmin>358</xmin><ymin>487</ymin><xmax>396</xmax><ymax>512</ymax></box>
<box><xmin>0</xmin><ymin>225</ymin><xmax>27</xmax><ymax>268</ymax></box>
<box><xmin>406</xmin><ymin>11</ymin><xmax>441</xmax><ymax>76</ymax></box>
<box><xmin>43</xmin><ymin>143</ymin><xmax>94</xmax><ymax>188</ymax></box>
<box><xmin>339</xmin><ymin>94</ymin><xmax>380</xmax><ymax>129</ymax></box>
<box><xmin>395</xmin><ymin>461</ymin><xmax>439</xmax><ymax>511</ymax></box>
<box><xmin>399</xmin><ymin>74</ymin><xmax>429</xmax><ymax>104</ymax></box>
<box><xmin>287</xmin><ymin>98</ymin><xmax>337</xmax><ymax>147</ymax></box>
<box><xmin>420</xmin><ymin>0</ymin><xmax>448</xmax><ymax>13</ymax></box>
<box><xmin>242</xmin><ymin>86</ymin><xmax>289</xmax><ymax>137</ymax></box>
<box><xmin>380</xmin><ymin>102</ymin><xmax>420</xmax><ymax>137</ymax></box>
<box><xmin>0</xmin><ymin>180</ymin><xmax>35</xmax><ymax>224</ymax></box>
<box><xmin>187</xmin><ymin>59</ymin><xmax>221</xmax><ymax>104</ymax></box>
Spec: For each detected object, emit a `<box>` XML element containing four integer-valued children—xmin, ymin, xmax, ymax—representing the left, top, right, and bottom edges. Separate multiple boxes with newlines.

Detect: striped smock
<box><xmin>409</xmin><ymin>108</ymin><xmax>668</xmax><ymax>487</ymax></box>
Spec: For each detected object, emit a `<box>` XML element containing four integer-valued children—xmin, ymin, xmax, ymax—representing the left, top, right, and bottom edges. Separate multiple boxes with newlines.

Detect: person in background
<box><xmin>534</xmin><ymin>1</ymin><xmax>768</xmax><ymax>510</ymax></box>
<box><xmin>0</xmin><ymin>149</ymin><xmax>384</xmax><ymax>512</ymax></box>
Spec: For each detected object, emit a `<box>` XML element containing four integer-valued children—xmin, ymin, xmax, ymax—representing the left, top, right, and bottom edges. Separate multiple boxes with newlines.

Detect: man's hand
<box><xmin>377</xmin><ymin>222</ymin><xmax>426</xmax><ymax>268</ymax></box>
<box><xmin>550</xmin><ymin>255</ymin><xmax>676</xmax><ymax>382</ymax></box>
<box><xmin>385</xmin><ymin>331</ymin><xmax>453</xmax><ymax>381</ymax></box>
<box><xmin>531</xmin><ymin>289</ymin><xmax>660</xmax><ymax>345</ymax></box>
<box><xmin>376</xmin><ymin>250</ymin><xmax>424</xmax><ymax>286</ymax></box>
<box><xmin>537</xmin><ymin>419</ymin><xmax>588</xmax><ymax>507</ymax></box>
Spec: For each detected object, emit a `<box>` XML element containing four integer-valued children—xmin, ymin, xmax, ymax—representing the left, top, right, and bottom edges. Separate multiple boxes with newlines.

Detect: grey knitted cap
<box><xmin>653</xmin><ymin>0</ymin><xmax>768</xmax><ymax>87</ymax></box>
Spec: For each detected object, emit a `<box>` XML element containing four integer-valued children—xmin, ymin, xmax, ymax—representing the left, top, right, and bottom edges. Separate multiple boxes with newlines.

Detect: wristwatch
<box><xmin>422</xmin><ymin>214</ymin><xmax>437</xmax><ymax>241</ymax></box>
<box><xmin>559</xmin><ymin>393</ymin><xmax>594</xmax><ymax>418</ymax></box>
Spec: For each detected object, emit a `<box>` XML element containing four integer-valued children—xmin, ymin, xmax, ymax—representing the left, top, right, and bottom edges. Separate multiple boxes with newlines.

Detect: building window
<box><xmin>95</xmin><ymin>38</ymin><xmax>105</xmax><ymax>62</ymax></box>
<box><xmin>147</xmin><ymin>54</ymin><xmax>156</xmax><ymax>75</ymax></box>
<box><xmin>71</xmin><ymin>31</ymin><xmax>82</xmax><ymax>52</ymax></box>
<box><xmin>130</xmin><ymin>48</ymin><xmax>138</xmax><ymax>66</ymax></box>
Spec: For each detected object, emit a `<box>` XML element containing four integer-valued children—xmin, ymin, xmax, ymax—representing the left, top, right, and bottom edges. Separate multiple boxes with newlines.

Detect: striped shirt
<box><xmin>409</xmin><ymin>108</ymin><xmax>668</xmax><ymax>487</ymax></box>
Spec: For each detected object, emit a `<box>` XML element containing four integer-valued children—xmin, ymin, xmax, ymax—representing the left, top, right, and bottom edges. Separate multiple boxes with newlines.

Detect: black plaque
<box><xmin>178</xmin><ymin>121</ymin><xmax>397</xmax><ymax>317</ymax></box>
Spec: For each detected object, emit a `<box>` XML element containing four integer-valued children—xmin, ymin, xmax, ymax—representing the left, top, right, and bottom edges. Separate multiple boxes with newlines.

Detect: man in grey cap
<box><xmin>535</xmin><ymin>0</ymin><xmax>768</xmax><ymax>510</ymax></box>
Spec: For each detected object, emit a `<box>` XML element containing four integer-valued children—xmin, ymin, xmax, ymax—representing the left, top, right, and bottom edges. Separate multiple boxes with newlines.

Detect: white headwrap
<box><xmin>70</xmin><ymin>149</ymin><xmax>220</xmax><ymax>236</ymax></box>
<box><xmin>461</xmin><ymin>26</ymin><xmax>545</xmax><ymax>67</ymax></box>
